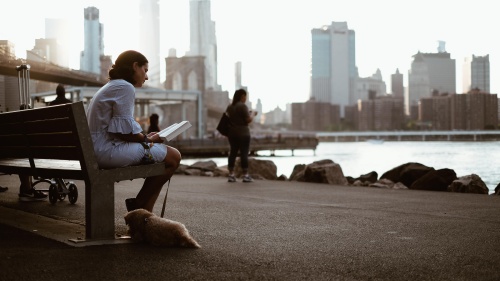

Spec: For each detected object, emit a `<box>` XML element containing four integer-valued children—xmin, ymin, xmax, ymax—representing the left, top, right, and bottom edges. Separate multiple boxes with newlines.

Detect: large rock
<box><xmin>291</xmin><ymin>159</ymin><xmax>348</xmax><ymax>185</ymax></box>
<box><xmin>447</xmin><ymin>174</ymin><xmax>489</xmax><ymax>194</ymax></box>
<box><xmin>494</xmin><ymin>183</ymin><xmax>500</xmax><ymax>195</ymax></box>
<box><xmin>347</xmin><ymin>171</ymin><xmax>378</xmax><ymax>185</ymax></box>
<box><xmin>410</xmin><ymin>168</ymin><xmax>457</xmax><ymax>192</ymax></box>
<box><xmin>189</xmin><ymin>160</ymin><xmax>218</xmax><ymax>171</ymax></box>
<box><xmin>289</xmin><ymin>164</ymin><xmax>306</xmax><ymax>181</ymax></box>
<box><xmin>380</xmin><ymin>162</ymin><xmax>434</xmax><ymax>187</ymax></box>
<box><xmin>234</xmin><ymin>157</ymin><xmax>277</xmax><ymax>180</ymax></box>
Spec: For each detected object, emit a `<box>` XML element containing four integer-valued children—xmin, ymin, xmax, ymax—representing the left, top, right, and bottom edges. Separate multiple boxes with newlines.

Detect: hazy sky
<box><xmin>2</xmin><ymin>0</ymin><xmax>498</xmax><ymax>112</ymax></box>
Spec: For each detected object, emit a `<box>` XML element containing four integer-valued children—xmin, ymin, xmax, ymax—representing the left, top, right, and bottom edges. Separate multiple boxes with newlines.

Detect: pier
<box><xmin>169</xmin><ymin>136</ymin><xmax>319</xmax><ymax>157</ymax></box>
<box><xmin>316</xmin><ymin>130</ymin><xmax>500</xmax><ymax>142</ymax></box>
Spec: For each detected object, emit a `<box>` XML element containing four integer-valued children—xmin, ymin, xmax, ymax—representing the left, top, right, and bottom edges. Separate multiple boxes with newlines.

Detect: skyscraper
<box><xmin>80</xmin><ymin>6</ymin><xmax>103</xmax><ymax>75</ymax></box>
<box><xmin>391</xmin><ymin>69</ymin><xmax>404</xmax><ymax>97</ymax></box>
<box><xmin>310</xmin><ymin>22</ymin><xmax>357</xmax><ymax>117</ymax></box>
<box><xmin>470</xmin><ymin>54</ymin><xmax>490</xmax><ymax>93</ymax></box>
<box><xmin>408</xmin><ymin>47</ymin><xmax>456</xmax><ymax>113</ymax></box>
<box><xmin>188</xmin><ymin>0</ymin><xmax>219</xmax><ymax>91</ymax></box>
<box><xmin>140</xmin><ymin>0</ymin><xmax>161</xmax><ymax>87</ymax></box>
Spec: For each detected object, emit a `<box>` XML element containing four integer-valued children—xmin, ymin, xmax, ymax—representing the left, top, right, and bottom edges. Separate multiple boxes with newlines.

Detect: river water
<box><xmin>180</xmin><ymin>141</ymin><xmax>500</xmax><ymax>194</ymax></box>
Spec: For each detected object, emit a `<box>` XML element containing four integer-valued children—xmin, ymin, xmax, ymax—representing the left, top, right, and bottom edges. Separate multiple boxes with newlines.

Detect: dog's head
<box><xmin>124</xmin><ymin>208</ymin><xmax>154</xmax><ymax>241</ymax></box>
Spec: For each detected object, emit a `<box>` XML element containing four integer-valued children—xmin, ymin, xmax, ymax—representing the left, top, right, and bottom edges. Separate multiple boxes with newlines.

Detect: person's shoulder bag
<box><xmin>216</xmin><ymin>111</ymin><xmax>232</xmax><ymax>137</ymax></box>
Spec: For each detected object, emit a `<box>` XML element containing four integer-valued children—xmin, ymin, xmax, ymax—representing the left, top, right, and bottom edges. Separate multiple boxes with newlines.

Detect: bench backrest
<box><xmin>0</xmin><ymin>101</ymin><xmax>98</xmax><ymax>180</ymax></box>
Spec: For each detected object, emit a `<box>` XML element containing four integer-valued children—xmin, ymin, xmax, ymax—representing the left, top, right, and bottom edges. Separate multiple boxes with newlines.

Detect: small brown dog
<box><xmin>124</xmin><ymin>209</ymin><xmax>201</xmax><ymax>248</ymax></box>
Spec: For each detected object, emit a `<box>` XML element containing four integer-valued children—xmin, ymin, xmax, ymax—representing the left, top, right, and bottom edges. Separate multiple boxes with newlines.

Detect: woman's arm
<box><xmin>246</xmin><ymin>110</ymin><xmax>258</xmax><ymax>123</ymax></box>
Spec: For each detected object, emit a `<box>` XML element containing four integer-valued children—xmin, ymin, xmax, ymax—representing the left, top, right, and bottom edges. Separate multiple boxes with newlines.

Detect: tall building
<box><xmin>462</xmin><ymin>57</ymin><xmax>471</xmax><ymax>93</ymax></box>
<box><xmin>29</xmin><ymin>38</ymin><xmax>58</xmax><ymax>64</ymax></box>
<box><xmin>235</xmin><ymin>61</ymin><xmax>243</xmax><ymax>90</ymax></box>
<box><xmin>0</xmin><ymin>40</ymin><xmax>15</xmax><ymax>58</ymax></box>
<box><xmin>0</xmin><ymin>41</ymin><xmax>18</xmax><ymax>112</ymax></box>
<box><xmin>80</xmin><ymin>6</ymin><xmax>103</xmax><ymax>74</ymax></box>
<box><xmin>310</xmin><ymin>22</ymin><xmax>357</xmax><ymax>117</ymax></box>
<box><xmin>188</xmin><ymin>0</ymin><xmax>219</xmax><ymax>91</ymax></box>
<box><xmin>291</xmin><ymin>100</ymin><xmax>340</xmax><ymax>131</ymax></box>
<box><xmin>421</xmin><ymin>93</ymin><xmax>498</xmax><ymax>130</ymax></box>
<box><xmin>408</xmin><ymin>45</ymin><xmax>456</xmax><ymax>116</ymax></box>
<box><xmin>45</xmin><ymin>18</ymin><xmax>71</xmax><ymax>68</ymax></box>
<box><xmin>352</xmin><ymin>69</ymin><xmax>386</xmax><ymax>103</ymax></box>
<box><xmin>391</xmin><ymin>68</ymin><xmax>404</xmax><ymax>97</ymax></box>
<box><xmin>139</xmin><ymin>0</ymin><xmax>161</xmax><ymax>87</ymax></box>
<box><xmin>470</xmin><ymin>55</ymin><xmax>490</xmax><ymax>93</ymax></box>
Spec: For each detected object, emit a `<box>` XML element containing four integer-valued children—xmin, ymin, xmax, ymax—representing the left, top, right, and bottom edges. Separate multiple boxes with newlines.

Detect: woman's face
<box><xmin>133</xmin><ymin>62</ymin><xmax>149</xmax><ymax>87</ymax></box>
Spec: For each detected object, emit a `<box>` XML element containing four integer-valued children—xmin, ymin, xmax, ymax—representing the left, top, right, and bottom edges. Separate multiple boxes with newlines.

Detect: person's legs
<box><xmin>227</xmin><ymin>136</ymin><xmax>240</xmax><ymax>180</ymax></box>
<box><xmin>133</xmin><ymin>146</ymin><xmax>181</xmax><ymax>212</ymax></box>
<box><xmin>239</xmin><ymin>135</ymin><xmax>253</xmax><ymax>182</ymax></box>
<box><xmin>239</xmin><ymin>135</ymin><xmax>251</xmax><ymax>174</ymax></box>
<box><xmin>19</xmin><ymin>174</ymin><xmax>31</xmax><ymax>193</ymax></box>
<box><xmin>18</xmin><ymin>174</ymin><xmax>47</xmax><ymax>201</ymax></box>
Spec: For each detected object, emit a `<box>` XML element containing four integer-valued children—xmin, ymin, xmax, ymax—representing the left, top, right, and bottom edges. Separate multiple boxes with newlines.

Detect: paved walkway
<box><xmin>1</xmin><ymin>173</ymin><xmax>499</xmax><ymax>280</ymax></box>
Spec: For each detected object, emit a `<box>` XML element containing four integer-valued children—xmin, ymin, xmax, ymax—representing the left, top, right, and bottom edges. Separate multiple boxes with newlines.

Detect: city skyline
<box><xmin>1</xmin><ymin>0</ymin><xmax>498</xmax><ymax>112</ymax></box>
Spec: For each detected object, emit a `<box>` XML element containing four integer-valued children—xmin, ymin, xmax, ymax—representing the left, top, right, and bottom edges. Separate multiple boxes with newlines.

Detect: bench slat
<box><xmin>0</xmin><ymin>103</ymin><xmax>72</xmax><ymax>123</ymax></box>
<box><xmin>2</xmin><ymin>132</ymin><xmax>76</xmax><ymax>147</ymax></box>
<box><xmin>0</xmin><ymin>158</ymin><xmax>84</xmax><ymax>179</ymax></box>
<box><xmin>0</xmin><ymin>147</ymin><xmax>80</xmax><ymax>160</ymax></box>
<box><xmin>0</xmin><ymin>118</ymin><xmax>73</xmax><ymax>135</ymax></box>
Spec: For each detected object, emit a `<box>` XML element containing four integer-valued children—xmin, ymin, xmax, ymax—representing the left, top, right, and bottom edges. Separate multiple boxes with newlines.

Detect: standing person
<box><xmin>49</xmin><ymin>84</ymin><xmax>71</xmax><ymax>105</ymax></box>
<box><xmin>147</xmin><ymin>113</ymin><xmax>160</xmax><ymax>134</ymax></box>
<box><xmin>226</xmin><ymin>88</ymin><xmax>258</xmax><ymax>183</ymax></box>
<box><xmin>86</xmin><ymin>50</ymin><xmax>181</xmax><ymax>212</ymax></box>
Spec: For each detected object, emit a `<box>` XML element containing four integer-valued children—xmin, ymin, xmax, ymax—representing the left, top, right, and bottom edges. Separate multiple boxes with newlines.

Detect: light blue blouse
<box><xmin>86</xmin><ymin>79</ymin><xmax>167</xmax><ymax>169</ymax></box>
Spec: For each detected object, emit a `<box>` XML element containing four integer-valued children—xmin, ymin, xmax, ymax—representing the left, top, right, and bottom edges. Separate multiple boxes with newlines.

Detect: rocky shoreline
<box><xmin>176</xmin><ymin>158</ymin><xmax>500</xmax><ymax>196</ymax></box>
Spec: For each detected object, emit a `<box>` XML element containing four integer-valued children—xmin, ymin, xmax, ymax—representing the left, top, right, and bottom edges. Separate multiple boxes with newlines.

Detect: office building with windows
<box><xmin>310</xmin><ymin>21</ymin><xmax>357</xmax><ymax>117</ymax></box>
<box><xmin>80</xmin><ymin>6</ymin><xmax>103</xmax><ymax>75</ymax></box>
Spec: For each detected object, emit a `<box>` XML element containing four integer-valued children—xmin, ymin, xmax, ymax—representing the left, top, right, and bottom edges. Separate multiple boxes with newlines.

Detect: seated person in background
<box><xmin>147</xmin><ymin>113</ymin><xmax>160</xmax><ymax>133</ymax></box>
<box><xmin>49</xmin><ymin>84</ymin><xmax>71</xmax><ymax>105</ymax></box>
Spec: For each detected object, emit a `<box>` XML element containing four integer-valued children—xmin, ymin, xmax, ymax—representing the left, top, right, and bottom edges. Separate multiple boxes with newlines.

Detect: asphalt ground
<box><xmin>1</xmin><ymin>173</ymin><xmax>499</xmax><ymax>281</ymax></box>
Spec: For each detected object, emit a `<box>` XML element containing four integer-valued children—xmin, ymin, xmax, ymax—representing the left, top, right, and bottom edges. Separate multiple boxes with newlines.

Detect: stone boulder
<box><xmin>234</xmin><ymin>157</ymin><xmax>277</xmax><ymax>180</ymax></box>
<box><xmin>189</xmin><ymin>160</ymin><xmax>218</xmax><ymax>172</ymax></box>
<box><xmin>380</xmin><ymin>162</ymin><xmax>434</xmax><ymax>188</ymax></box>
<box><xmin>175</xmin><ymin>163</ymin><xmax>190</xmax><ymax>174</ymax></box>
<box><xmin>494</xmin><ymin>183</ymin><xmax>500</xmax><ymax>195</ymax></box>
<box><xmin>410</xmin><ymin>168</ymin><xmax>457</xmax><ymax>192</ymax></box>
<box><xmin>369</xmin><ymin>179</ymin><xmax>408</xmax><ymax>190</ymax></box>
<box><xmin>291</xmin><ymin>159</ymin><xmax>348</xmax><ymax>185</ymax></box>
<box><xmin>348</xmin><ymin>171</ymin><xmax>378</xmax><ymax>185</ymax></box>
<box><xmin>289</xmin><ymin>164</ymin><xmax>306</xmax><ymax>181</ymax></box>
<box><xmin>447</xmin><ymin>174</ymin><xmax>489</xmax><ymax>194</ymax></box>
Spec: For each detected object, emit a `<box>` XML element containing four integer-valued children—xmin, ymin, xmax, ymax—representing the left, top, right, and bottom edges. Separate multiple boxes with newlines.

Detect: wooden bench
<box><xmin>0</xmin><ymin>101</ymin><xmax>165</xmax><ymax>241</ymax></box>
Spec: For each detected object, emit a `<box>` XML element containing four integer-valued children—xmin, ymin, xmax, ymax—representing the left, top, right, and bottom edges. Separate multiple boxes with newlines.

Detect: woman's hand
<box><xmin>147</xmin><ymin>132</ymin><xmax>162</xmax><ymax>143</ymax></box>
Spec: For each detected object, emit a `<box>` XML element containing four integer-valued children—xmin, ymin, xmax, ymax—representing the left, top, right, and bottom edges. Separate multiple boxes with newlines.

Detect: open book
<box><xmin>158</xmin><ymin>120</ymin><xmax>192</xmax><ymax>142</ymax></box>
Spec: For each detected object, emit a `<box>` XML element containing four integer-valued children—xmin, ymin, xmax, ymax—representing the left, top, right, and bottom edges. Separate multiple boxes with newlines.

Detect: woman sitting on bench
<box><xmin>86</xmin><ymin>50</ymin><xmax>181</xmax><ymax>212</ymax></box>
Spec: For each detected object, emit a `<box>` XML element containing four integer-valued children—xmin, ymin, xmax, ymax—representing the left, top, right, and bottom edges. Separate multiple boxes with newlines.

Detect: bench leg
<box><xmin>85</xmin><ymin>180</ymin><xmax>115</xmax><ymax>240</ymax></box>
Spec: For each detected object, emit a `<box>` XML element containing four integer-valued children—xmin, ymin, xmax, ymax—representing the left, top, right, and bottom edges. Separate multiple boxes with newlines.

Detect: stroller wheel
<box><xmin>48</xmin><ymin>184</ymin><xmax>58</xmax><ymax>205</ymax></box>
<box><xmin>68</xmin><ymin>183</ymin><xmax>78</xmax><ymax>204</ymax></box>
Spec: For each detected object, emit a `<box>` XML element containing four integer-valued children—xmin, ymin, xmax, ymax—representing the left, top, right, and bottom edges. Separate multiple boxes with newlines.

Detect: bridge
<box><xmin>0</xmin><ymin>53</ymin><xmax>105</xmax><ymax>86</ymax></box>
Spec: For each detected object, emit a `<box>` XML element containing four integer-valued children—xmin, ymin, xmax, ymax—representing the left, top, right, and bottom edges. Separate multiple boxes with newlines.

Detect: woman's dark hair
<box><xmin>108</xmin><ymin>50</ymin><xmax>148</xmax><ymax>85</ymax></box>
<box><xmin>231</xmin><ymin>88</ymin><xmax>247</xmax><ymax>106</ymax></box>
